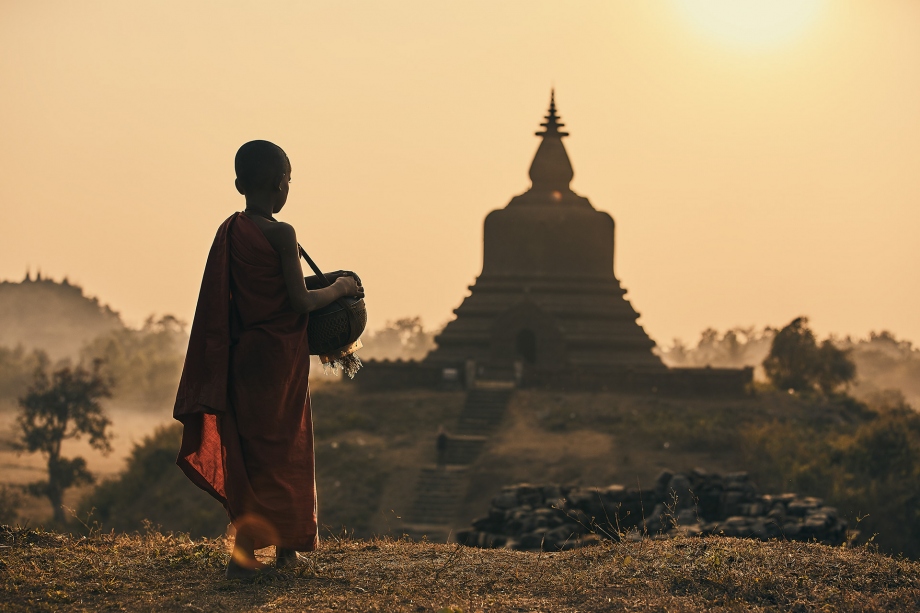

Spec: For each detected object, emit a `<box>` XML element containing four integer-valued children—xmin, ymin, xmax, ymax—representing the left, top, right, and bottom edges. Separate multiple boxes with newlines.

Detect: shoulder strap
<box><xmin>298</xmin><ymin>244</ymin><xmax>331</xmax><ymax>287</ymax></box>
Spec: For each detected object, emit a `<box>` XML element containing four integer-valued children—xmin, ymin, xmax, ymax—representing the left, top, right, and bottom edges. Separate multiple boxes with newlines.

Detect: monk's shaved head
<box><xmin>235</xmin><ymin>140</ymin><xmax>290</xmax><ymax>192</ymax></box>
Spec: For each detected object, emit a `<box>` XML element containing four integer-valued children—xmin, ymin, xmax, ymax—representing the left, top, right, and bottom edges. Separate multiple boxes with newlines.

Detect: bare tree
<box><xmin>16</xmin><ymin>360</ymin><xmax>113</xmax><ymax>523</ymax></box>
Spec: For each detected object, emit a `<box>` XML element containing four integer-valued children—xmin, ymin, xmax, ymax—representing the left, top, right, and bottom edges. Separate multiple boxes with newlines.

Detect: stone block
<box><xmin>665</xmin><ymin>474</ymin><xmax>694</xmax><ymax>508</ymax></box>
<box><xmin>472</xmin><ymin>516</ymin><xmax>496</xmax><ymax>531</ymax></box>
<box><xmin>492</xmin><ymin>492</ymin><xmax>518</xmax><ymax>510</ymax></box>
<box><xmin>787</xmin><ymin>498</ymin><xmax>819</xmax><ymax>517</ymax></box>
<box><xmin>782</xmin><ymin>522</ymin><xmax>802</xmax><ymax>537</ymax></box>
<box><xmin>654</xmin><ymin>470</ymin><xmax>674</xmax><ymax>500</ymax></box>
<box><xmin>739</xmin><ymin>502</ymin><xmax>764</xmax><ymax>517</ymax></box>
<box><xmin>461</xmin><ymin>471</ymin><xmax>847</xmax><ymax>551</ymax></box>
<box><xmin>541</xmin><ymin>484</ymin><xmax>562</xmax><ymax>500</ymax></box>
<box><xmin>516</xmin><ymin>484</ymin><xmax>544</xmax><ymax>507</ymax></box>
<box><xmin>544</xmin><ymin>525</ymin><xmax>578</xmax><ymax>548</ymax></box>
<box><xmin>520</xmin><ymin>531</ymin><xmax>547</xmax><ymax>550</ymax></box>
<box><xmin>767</xmin><ymin>504</ymin><xmax>786</xmax><ymax>523</ymax></box>
<box><xmin>676</xmin><ymin>508</ymin><xmax>697</xmax><ymax>526</ymax></box>
<box><xmin>721</xmin><ymin>491</ymin><xmax>745</xmax><ymax>517</ymax></box>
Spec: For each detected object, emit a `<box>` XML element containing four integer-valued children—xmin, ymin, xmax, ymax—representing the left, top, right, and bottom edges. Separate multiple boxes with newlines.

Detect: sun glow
<box><xmin>674</xmin><ymin>0</ymin><xmax>826</xmax><ymax>48</ymax></box>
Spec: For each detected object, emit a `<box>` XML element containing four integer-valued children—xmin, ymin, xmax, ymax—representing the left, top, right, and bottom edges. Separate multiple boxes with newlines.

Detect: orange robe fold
<box><xmin>174</xmin><ymin>212</ymin><xmax>317</xmax><ymax>551</ymax></box>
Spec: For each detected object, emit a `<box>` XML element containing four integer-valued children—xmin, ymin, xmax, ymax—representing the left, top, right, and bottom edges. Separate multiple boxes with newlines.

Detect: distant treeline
<box><xmin>0</xmin><ymin>316</ymin><xmax>439</xmax><ymax>407</ymax></box>
<box><xmin>0</xmin><ymin>315</ymin><xmax>187</xmax><ymax>409</ymax></box>
<box><xmin>659</xmin><ymin>327</ymin><xmax>920</xmax><ymax>409</ymax></box>
<box><xmin>357</xmin><ymin>316</ymin><xmax>437</xmax><ymax>361</ymax></box>
<box><xmin>0</xmin><ymin>273</ymin><xmax>916</xmax><ymax>410</ymax></box>
<box><xmin>2</xmin><ymin>316</ymin><xmax>919</xmax><ymax>411</ymax></box>
<box><xmin>0</xmin><ymin>275</ymin><xmax>445</xmax><ymax>404</ymax></box>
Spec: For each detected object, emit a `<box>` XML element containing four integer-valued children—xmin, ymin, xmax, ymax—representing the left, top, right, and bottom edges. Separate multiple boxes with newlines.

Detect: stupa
<box><xmin>426</xmin><ymin>92</ymin><xmax>664</xmax><ymax>374</ymax></box>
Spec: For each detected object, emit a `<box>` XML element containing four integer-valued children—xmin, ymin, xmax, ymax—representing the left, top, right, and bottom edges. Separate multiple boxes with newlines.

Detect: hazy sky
<box><xmin>1</xmin><ymin>1</ymin><xmax>918</xmax><ymax>347</ymax></box>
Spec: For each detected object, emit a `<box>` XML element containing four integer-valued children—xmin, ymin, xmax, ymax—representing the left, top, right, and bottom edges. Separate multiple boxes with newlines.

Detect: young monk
<box><xmin>174</xmin><ymin>140</ymin><xmax>363</xmax><ymax>579</ymax></box>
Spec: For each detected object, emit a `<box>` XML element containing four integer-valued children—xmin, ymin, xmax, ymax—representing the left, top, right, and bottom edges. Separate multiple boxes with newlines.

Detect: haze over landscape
<box><xmin>1</xmin><ymin>1</ymin><xmax>918</xmax><ymax>347</ymax></box>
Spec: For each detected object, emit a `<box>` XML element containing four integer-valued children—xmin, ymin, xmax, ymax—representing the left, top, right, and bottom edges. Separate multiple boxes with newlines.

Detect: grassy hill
<box><xmin>2</xmin><ymin>526</ymin><xmax>918</xmax><ymax>612</ymax></box>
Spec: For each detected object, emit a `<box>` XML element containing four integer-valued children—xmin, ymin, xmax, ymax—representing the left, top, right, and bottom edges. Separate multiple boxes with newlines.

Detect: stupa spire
<box><xmin>528</xmin><ymin>89</ymin><xmax>574</xmax><ymax>194</ymax></box>
<box><xmin>535</xmin><ymin>89</ymin><xmax>569</xmax><ymax>138</ymax></box>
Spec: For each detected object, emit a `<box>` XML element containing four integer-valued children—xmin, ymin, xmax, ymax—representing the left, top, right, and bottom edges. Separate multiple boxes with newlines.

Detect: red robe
<box><xmin>174</xmin><ymin>212</ymin><xmax>318</xmax><ymax>551</ymax></box>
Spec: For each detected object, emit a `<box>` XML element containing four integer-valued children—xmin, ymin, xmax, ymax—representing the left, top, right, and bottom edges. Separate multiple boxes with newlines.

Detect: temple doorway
<box><xmin>515</xmin><ymin>329</ymin><xmax>537</xmax><ymax>364</ymax></box>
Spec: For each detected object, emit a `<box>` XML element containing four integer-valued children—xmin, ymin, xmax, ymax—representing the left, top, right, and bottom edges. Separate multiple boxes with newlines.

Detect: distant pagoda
<box><xmin>426</xmin><ymin>92</ymin><xmax>664</xmax><ymax>374</ymax></box>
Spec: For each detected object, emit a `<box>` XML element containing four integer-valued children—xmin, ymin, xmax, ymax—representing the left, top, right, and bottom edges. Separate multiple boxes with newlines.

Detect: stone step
<box><xmin>462</xmin><ymin>400</ymin><xmax>510</xmax><ymax>411</ymax></box>
<box><xmin>404</xmin><ymin>466</ymin><xmax>469</xmax><ymax>525</ymax></box>
<box><xmin>402</xmin><ymin>389</ymin><xmax>514</xmax><ymax>538</ymax></box>
<box><xmin>460</xmin><ymin>408</ymin><xmax>505</xmax><ymax>418</ymax></box>
<box><xmin>439</xmin><ymin>435</ymin><xmax>487</xmax><ymax>466</ymax></box>
<box><xmin>472</xmin><ymin>379</ymin><xmax>516</xmax><ymax>390</ymax></box>
<box><xmin>463</xmin><ymin>401</ymin><xmax>510</xmax><ymax>408</ymax></box>
<box><xmin>414</xmin><ymin>466</ymin><xmax>468</xmax><ymax>486</ymax></box>
<box><xmin>463</xmin><ymin>396</ymin><xmax>512</xmax><ymax>412</ymax></box>
<box><xmin>454</xmin><ymin>389</ymin><xmax>512</xmax><ymax>435</ymax></box>
<box><xmin>467</xmin><ymin>389</ymin><xmax>514</xmax><ymax>400</ymax></box>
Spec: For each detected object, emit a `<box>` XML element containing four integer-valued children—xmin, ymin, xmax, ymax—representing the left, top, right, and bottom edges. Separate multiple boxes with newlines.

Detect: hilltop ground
<box><xmin>2</xmin><ymin>526</ymin><xmax>918</xmax><ymax>612</ymax></box>
<box><xmin>6</xmin><ymin>382</ymin><xmax>917</xmax><ymax>559</ymax></box>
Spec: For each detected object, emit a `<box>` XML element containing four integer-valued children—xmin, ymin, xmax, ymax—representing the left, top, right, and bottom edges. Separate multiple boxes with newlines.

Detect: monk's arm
<box><xmin>271</xmin><ymin>223</ymin><xmax>362</xmax><ymax>313</ymax></box>
<box><xmin>304</xmin><ymin>274</ymin><xmax>328</xmax><ymax>290</ymax></box>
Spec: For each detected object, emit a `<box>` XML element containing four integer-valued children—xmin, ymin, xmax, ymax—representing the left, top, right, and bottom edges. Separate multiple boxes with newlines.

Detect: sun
<box><xmin>674</xmin><ymin>0</ymin><xmax>826</xmax><ymax>48</ymax></box>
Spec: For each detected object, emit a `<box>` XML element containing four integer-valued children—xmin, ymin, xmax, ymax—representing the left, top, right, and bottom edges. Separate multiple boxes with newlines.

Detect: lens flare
<box><xmin>232</xmin><ymin>513</ymin><xmax>280</xmax><ymax>552</ymax></box>
<box><xmin>674</xmin><ymin>0</ymin><xmax>826</xmax><ymax>48</ymax></box>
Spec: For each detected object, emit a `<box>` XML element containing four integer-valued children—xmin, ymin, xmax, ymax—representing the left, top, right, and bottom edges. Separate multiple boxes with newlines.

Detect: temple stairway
<box><xmin>400</xmin><ymin>384</ymin><xmax>514</xmax><ymax>542</ymax></box>
<box><xmin>455</xmin><ymin>387</ymin><xmax>514</xmax><ymax>435</ymax></box>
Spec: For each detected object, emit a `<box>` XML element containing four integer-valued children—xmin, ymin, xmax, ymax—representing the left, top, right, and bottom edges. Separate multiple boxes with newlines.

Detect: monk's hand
<box><xmin>333</xmin><ymin>275</ymin><xmax>364</xmax><ymax>299</ymax></box>
<box><xmin>329</xmin><ymin>270</ymin><xmax>362</xmax><ymax>286</ymax></box>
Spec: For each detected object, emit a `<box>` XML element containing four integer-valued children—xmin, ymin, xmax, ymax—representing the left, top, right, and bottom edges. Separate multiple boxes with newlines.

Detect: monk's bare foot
<box><xmin>225</xmin><ymin>556</ymin><xmax>270</xmax><ymax>580</ymax></box>
<box><xmin>276</xmin><ymin>547</ymin><xmax>307</xmax><ymax>568</ymax></box>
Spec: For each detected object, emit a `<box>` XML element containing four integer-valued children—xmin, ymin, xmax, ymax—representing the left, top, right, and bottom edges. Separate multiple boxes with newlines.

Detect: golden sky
<box><xmin>1</xmin><ymin>1</ymin><xmax>918</xmax><ymax>347</ymax></box>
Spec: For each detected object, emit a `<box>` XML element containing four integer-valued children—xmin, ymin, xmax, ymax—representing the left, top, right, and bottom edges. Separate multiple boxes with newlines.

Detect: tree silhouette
<box><xmin>763</xmin><ymin>318</ymin><xmax>818</xmax><ymax>392</ymax></box>
<box><xmin>763</xmin><ymin>317</ymin><xmax>855</xmax><ymax>395</ymax></box>
<box><xmin>815</xmin><ymin>339</ymin><xmax>857</xmax><ymax>396</ymax></box>
<box><xmin>16</xmin><ymin>360</ymin><xmax>113</xmax><ymax>523</ymax></box>
<box><xmin>359</xmin><ymin>317</ymin><xmax>436</xmax><ymax>361</ymax></box>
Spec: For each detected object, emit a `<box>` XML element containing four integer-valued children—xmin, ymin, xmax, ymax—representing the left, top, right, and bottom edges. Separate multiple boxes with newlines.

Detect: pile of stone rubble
<box><xmin>457</xmin><ymin>469</ymin><xmax>849</xmax><ymax>552</ymax></box>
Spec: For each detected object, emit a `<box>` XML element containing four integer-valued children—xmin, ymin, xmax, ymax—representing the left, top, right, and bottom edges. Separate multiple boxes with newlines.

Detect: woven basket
<box><xmin>298</xmin><ymin>244</ymin><xmax>367</xmax><ymax>357</ymax></box>
<box><xmin>307</xmin><ymin>296</ymin><xmax>367</xmax><ymax>356</ymax></box>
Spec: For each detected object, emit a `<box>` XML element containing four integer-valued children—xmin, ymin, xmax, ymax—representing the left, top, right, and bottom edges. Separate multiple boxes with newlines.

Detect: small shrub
<box><xmin>80</xmin><ymin>424</ymin><xmax>226</xmax><ymax>537</ymax></box>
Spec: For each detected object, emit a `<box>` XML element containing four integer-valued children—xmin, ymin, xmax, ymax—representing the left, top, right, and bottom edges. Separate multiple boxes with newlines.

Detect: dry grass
<box><xmin>2</xmin><ymin>527</ymin><xmax>919</xmax><ymax>612</ymax></box>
